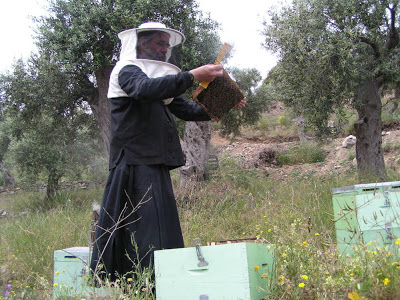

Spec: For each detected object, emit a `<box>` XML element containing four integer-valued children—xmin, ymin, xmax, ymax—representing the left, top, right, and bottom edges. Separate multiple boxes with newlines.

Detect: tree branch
<box><xmin>359</xmin><ymin>37</ymin><xmax>380</xmax><ymax>59</ymax></box>
<box><xmin>384</xmin><ymin>3</ymin><xmax>399</xmax><ymax>50</ymax></box>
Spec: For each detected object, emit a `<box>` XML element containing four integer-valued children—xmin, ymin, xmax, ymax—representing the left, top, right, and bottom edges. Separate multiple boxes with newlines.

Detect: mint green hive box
<box><xmin>154</xmin><ymin>241</ymin><xmax>275</xmax><ymax>300</ymax></box>
<box><xmin>53</xmin><ymin>247</ymin><xmax>109</xmax><ymax>299</ymax></box>
<box><xmin>332</xmin><ymin>181</ymin><xmax>400</xmax><ymax>255</ymax></box>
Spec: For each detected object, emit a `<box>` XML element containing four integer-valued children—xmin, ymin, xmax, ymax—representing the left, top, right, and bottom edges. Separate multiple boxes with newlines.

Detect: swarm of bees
<box><xmin>192</xmin><ymin>70</ymin><xmax>244</xmax><ymax>121</ymax></box>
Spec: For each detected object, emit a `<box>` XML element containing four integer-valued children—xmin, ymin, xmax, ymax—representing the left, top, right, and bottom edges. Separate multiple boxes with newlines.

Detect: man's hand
<box><xmin>189</xmin><ymin>64</ymin><xmax>224</xmax><ymax>83</ymax></box>
<box><xmin>234</xmin><ymin>97</ymin><xmax>247</xmax><ymax>109</ymax></box>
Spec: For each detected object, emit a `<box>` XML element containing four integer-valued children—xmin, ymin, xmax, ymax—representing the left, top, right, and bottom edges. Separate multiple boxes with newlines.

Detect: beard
<box><xmin>138</xmin><ymin>46</ymin><xmax>167</xmax><ymax>62</ymax></box>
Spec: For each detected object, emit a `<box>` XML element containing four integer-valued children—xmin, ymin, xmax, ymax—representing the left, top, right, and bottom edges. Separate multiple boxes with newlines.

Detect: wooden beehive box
<box><xmin>154</xmin><ymin>241</ymin><xmax>275</xmax><ymax>300</ymax></box>
<box><xmin>332</xmin><ymin>181</ymin><xmax>400</xmax><ymax>255</ymax></box>
<box><xmin>192</xmin><ymin>70</ymin><xmax>244</xmax><ymax>121</ymax></box>
<box><xmin>53</xmin><ymin>247</ymin><xmax>109</xmax><ymax>299</ymax></box>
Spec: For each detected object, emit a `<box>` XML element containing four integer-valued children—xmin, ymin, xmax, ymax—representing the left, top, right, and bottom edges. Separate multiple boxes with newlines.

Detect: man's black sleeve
<box><xmin>118</xmin><ymin>65</ymin><xmax>193</xmax><ymax>102</ymax></box>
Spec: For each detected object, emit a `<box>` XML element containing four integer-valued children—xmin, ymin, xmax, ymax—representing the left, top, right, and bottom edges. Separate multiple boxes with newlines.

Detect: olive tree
<box><xmin>0</xmin><ymin>57</ymin><xmax>103</xmax><ymax>198</ymax></box>
<box><xmin>34</xmin><ymin>0</ymin><xmax>221</xmax><ymax>155</ymax></box>
<box><xmin>263</xmin><ymin>0</ymin><xmax>399</xmax><ymax>180</ymax></box>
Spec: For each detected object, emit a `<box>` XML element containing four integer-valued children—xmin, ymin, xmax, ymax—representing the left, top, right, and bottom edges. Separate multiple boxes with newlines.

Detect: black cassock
<box><xmin>90</xmin><ymin>64</ymin><xmax>210</xmax><ymax>281</ymax></box>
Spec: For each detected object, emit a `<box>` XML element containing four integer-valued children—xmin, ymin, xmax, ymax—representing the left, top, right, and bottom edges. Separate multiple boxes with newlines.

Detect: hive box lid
<box><xmin>333</xmin><ymin>181</ymin><xmax>400</xmax><ymax>194</ymax></box>
<box><xmin>154</xmin><ymin>242</ymin><xmax>275</xmax><ymax>300</ymax></box>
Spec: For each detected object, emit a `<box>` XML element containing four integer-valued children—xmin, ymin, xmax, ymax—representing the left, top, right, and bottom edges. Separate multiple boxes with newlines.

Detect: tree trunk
<box><xmin>295</xmin><ymin>115</ymin><xmax>312</xmax><ymax>143</ymax></box>
<box><xmin>46</xmin><ymin>169</ymin><xmax>62</xmax><ymax>199</ymax></box>
<box><xmin>354</xmin><ymin>79</ymin><xmax>387</xmax><ymax>181</ymax></box>
<box><xmin>179</xmin><ymin>121</ymin><xmax>211</xmax><ymax>186</ymax></box>
<box><xmin>88</xmin><ymin>65</ymin><xmax>113</xmax><ymax>156</ymax></box>
<box><xmin>0</xmin><ymin>162</ymin><xmax>16</xmax><ymax>187</ymax></box>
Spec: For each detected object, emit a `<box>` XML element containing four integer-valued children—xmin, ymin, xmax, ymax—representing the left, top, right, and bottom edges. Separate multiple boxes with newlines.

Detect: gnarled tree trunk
<box><xmin>87</xmin><ymin>65</ymin><xmax>113</xmax><ymax>157</ymax></box>
<box><xmin>179</xmin><ymin>121</ymin><xmax>211</xmax><ymax>186</ymax></box>
<box><xmin>354</xmin><ymin>79</ymin><xmax>387</xmax><ymax>181</ymax></box>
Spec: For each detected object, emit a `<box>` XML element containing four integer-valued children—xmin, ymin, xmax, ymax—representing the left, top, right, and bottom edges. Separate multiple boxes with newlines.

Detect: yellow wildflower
<box><xmin>301</xmin><ymin>275</ymin><xmax>308</xmax><ymax>280</ymax></box>
<box><xmin>348</xmin><ymin>291</ymin><xmax>360</xmax><ymax>300</ymax></box>
<box><xmin>55</xmin><ymin>271</ymin><xmax>60</xmax><ymax>275</ymax></box>
<box><xmin>395</xmin><ymin>238</ymin><xmax>400</xmax><ymax>245</ymax></box>
<box><xmin>383</xmin><ymin>278</ymin><xmax>390</xmax><ymax>286</ymax></box>
<box><xmin>127</xmin><ymin>278</ymin><xmax>133</xmax><ymax>282</ymax></box>
<box><xmin>279</xmin><ymin>275</ymin><xmax>285</xmax><ymax>280</ymax></box>
<box><xmin>298</xmin><ymin>282</ymin><xmax>305</xmax><ymax>288</ymax></box>
<box><xmin>302</xmin><ymin>241</ymin><xmax>308</xmax><ymax>246</ymax></box>
<box><xmin>315</xmin><ymin>233</ymin><xmax>320</xmax><ymax>236</ymax></box>
<box><xmin>254</xmin><ymin>265</ymin><xmax>260</xmax><ymax>271</ymax></box>
<box><xmin>53</xmin><ymin>283</ymin><xmax>58</xmax><ymax>287</ymax></box>
<box><xmin>281</xmin><ymin>253</ymin><xmax>287</xmax><ymax>258</ymax></box>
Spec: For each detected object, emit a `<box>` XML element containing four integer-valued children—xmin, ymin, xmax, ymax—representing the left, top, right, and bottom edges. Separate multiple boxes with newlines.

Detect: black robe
<box><xmin>90</xmin><ymin>64</ymin><xmax>210</xmax><ymax>282</ymax></box>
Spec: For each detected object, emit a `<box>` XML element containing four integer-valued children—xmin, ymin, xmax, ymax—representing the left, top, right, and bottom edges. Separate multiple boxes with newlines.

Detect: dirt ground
<box><xmin>210</xmin><ymin>127</ymin><xmax>400</xmax><ymax>181</ymax></box>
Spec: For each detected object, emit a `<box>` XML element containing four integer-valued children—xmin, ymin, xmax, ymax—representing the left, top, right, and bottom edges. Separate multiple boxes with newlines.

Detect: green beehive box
<box><xmin>154</xmin><ymin>241</ymin><xmax>275</xmax><ymax>300</ymax></box>
<box><xmin>332</xmin><ymin>181</ymin><xmax>400</xmax><ymax>255</ymax></box>
<box><xmin>53</xmin><ymin>247</ymin><xmax>109</xmax><ymax>299</ymax></box>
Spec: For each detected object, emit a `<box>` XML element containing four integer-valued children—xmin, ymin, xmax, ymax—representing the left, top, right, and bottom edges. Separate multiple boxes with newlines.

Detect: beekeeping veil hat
<box><xmin>107</xmin><ymin>22</ymin><xmax>185</xmax><ymax>102</ymax></box>
<box><xmin>118</xmin><ymin>22</ymin><xmax>185</xmax><ymax>67</ymax></box>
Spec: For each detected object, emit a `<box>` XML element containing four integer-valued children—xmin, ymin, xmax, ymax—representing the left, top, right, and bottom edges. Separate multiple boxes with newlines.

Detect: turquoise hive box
<box><xmin>53</xmin><ymin>247</ymin><xmax>109</xmax><ymax>299</ymax></box>
<box><xmin>154</xmin><ymin>240</ymin><xmax>275</xmax><ymax>300</ymax></box>
<box><xmin>332</xmin><ymin>181</ymin><xmax>400</xmax><ymax>255</ymax></box>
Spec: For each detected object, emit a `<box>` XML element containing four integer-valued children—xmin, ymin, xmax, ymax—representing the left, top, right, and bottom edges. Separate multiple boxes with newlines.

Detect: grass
<box><xmin>276</xmin><ymin>141</ymin><xmax>327</xmax><ymax>165</ymax></box>
<box><xmin>1</xmin><ymin>155</ymin><xmax>400</xmax><ymax>299</ymax></box>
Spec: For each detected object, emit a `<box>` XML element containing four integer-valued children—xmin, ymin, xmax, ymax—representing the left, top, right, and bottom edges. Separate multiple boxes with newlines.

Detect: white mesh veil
<box><xmin>118</xmin><ymin>22</ymin><xmax>185</xmax><ymax>67</ymax></box>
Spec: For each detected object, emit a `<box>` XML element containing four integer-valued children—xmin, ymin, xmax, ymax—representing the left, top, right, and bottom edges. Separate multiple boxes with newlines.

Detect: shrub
<box><xmin>277</xmin><ymin>114</ymin><xmax>290</xmax><ymax>127</ymax></box>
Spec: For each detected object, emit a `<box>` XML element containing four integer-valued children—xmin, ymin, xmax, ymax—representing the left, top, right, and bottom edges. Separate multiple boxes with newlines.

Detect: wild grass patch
<box><xmin>277</xmin><ymin>142</ymin><xmax>327</xmax><ymax>165</ymax></box>
<box><xmin>1</xmin><ymin>158</ymin><xmax>400</xmax><ymax>299</ymax></box>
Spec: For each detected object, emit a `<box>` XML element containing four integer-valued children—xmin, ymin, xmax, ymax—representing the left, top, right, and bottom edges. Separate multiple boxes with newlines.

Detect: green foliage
<box><xmin>219</xmin><ymin>68</ymin><xmax>273</xmax><ymax>137</ymax></box>
<box><xmin>36</xmin><ymin>0</ymin><xmax>221</xmax><ymax>71</ymax></box>
<box><xmin>263</xmin><ymin>0</ymin><xmax>399</xmax><ymax>180</ymax></box>
<box><xmin>263</xmin><ymin>0</ymin><xmax>400</xmax><ymax>134</ymax></box>
<box><xmin>0</xmin><ymin>57</ymin><xmax>104</xmax><ymax>199</ymax></box>
<box><xmin>277</xmin><ymin>114</ymin><xmax>290</xmax><ymax>127</ymax></box>
<box><xmin>255</xmin><ymin>115</ymin><xmax>269</xmax><ymax>132</ymax></box>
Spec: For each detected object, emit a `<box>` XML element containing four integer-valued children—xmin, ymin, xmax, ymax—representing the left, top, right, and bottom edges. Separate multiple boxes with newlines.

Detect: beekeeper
<box><xmin>90</xmin><ymin>22</ymin><xmax>245</xmax><ymax>282</ymax></box>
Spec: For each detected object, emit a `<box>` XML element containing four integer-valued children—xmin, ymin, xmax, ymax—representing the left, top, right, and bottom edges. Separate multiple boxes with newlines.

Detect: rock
<box><xmin>342</xmin><ymin>135</ymin><xmax>356</xmax><ymax>148</ymax></box>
